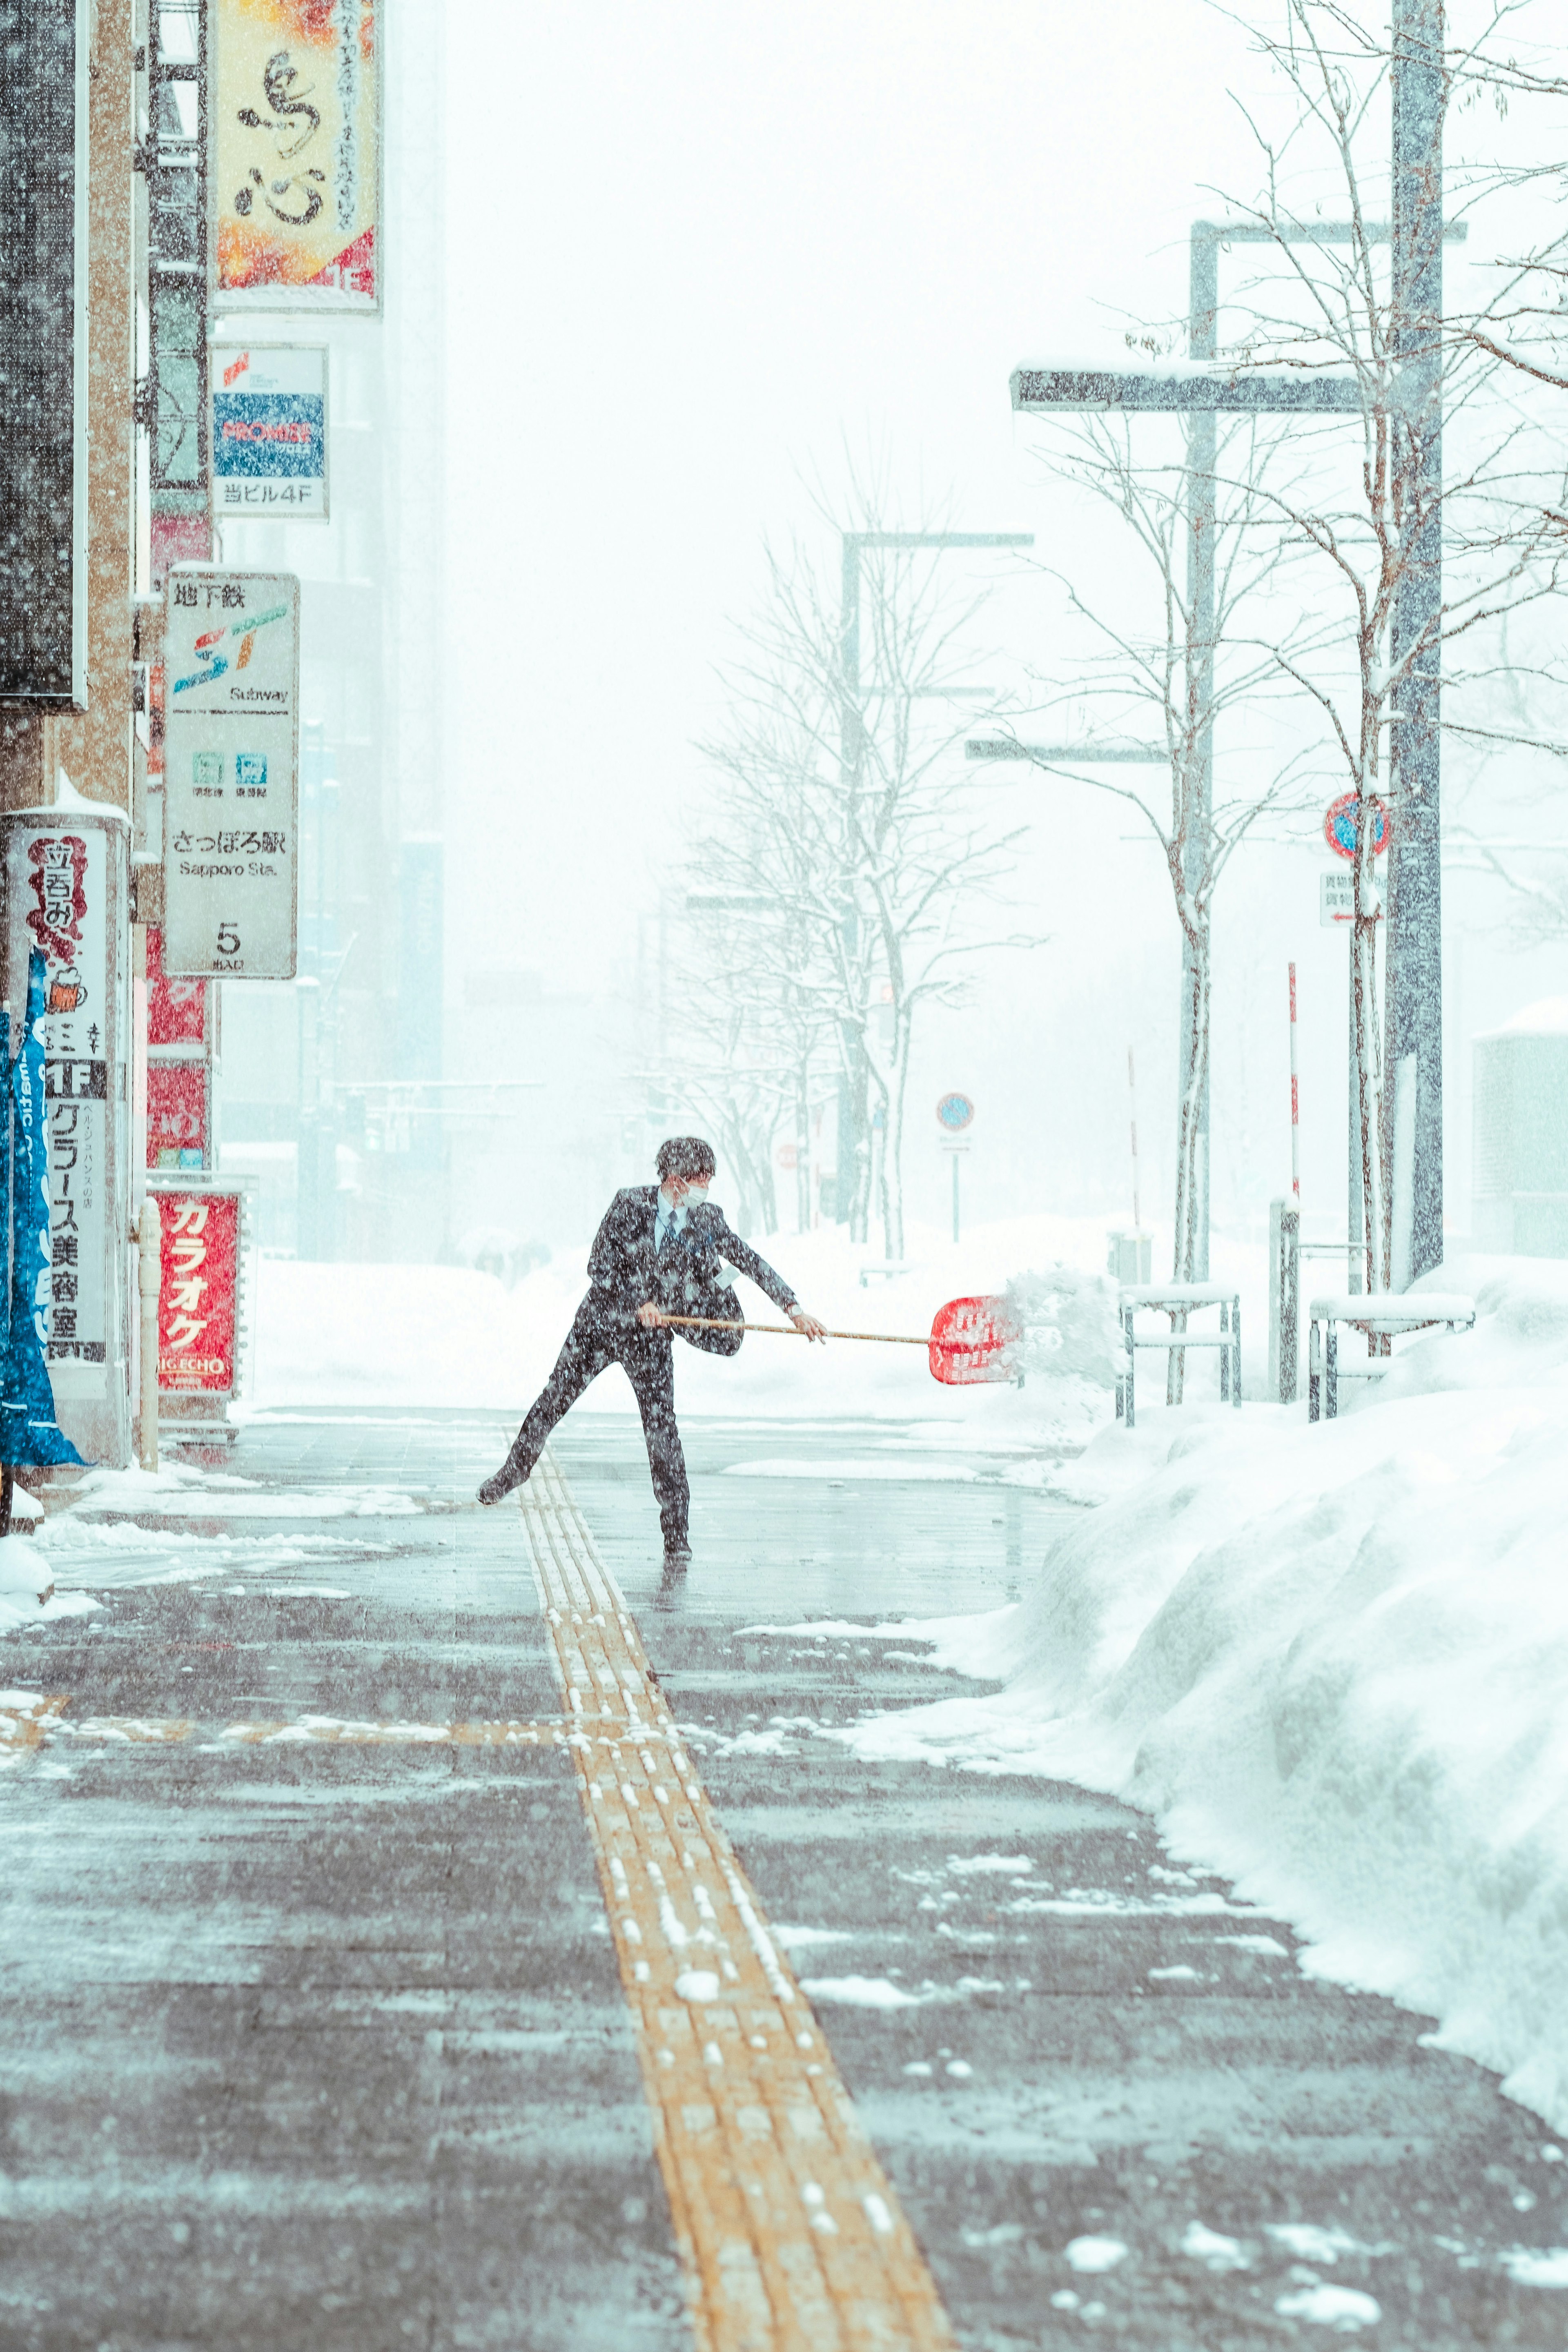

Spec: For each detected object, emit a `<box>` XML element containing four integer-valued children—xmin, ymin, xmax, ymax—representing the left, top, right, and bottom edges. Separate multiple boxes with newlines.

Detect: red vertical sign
<box><xmin>146</xmin><ymin>924</ymin><xmax>206</xmax><ymax>1046</ymax></box>
<box><xmin>157</xmin><ymin>1191</ymin><xmax>241</xmax><ymax>1393</ymax></box>
<box><xmin>147</xmin><ymin>1062</ymin><xmax>209</xmax><ymax>1167</ymax></box>
<box><xmin>145</xmin><ymin>924</ymin><xmax>211</xmax><ymax>1170</ymax></box>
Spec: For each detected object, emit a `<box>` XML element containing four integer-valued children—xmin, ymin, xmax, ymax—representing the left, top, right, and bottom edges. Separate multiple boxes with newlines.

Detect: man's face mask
<box><xmin>684</xmin><ymin>1184</ymin><xmax>710</xmax><ymax>1206</ymax></box>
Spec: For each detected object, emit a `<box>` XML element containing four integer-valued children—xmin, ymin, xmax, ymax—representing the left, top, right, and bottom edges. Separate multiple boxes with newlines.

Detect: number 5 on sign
<box><xmin>162</xmin><ymin>568</ymin><xmax>299</xmax><ymax>979</ymax></box>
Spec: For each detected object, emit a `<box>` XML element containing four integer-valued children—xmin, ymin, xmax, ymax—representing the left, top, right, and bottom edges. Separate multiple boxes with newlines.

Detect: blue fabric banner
<box><xmin>0</xmin><ymin>949</ymin><xmax>85</xmax><ymax>1466</ymax></box>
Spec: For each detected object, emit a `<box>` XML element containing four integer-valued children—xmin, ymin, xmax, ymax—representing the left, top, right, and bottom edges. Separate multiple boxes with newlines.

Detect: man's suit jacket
<box><xmin>586</xmin><ymin>1186</ymin><xmax>799</xmax><ymax>1321</ymax></box>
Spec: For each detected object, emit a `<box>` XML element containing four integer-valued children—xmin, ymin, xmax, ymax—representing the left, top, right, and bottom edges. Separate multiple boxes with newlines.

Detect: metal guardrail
<box><xmin>1116</xmin><ymin>1284</ymin><xmax>1242</xmax><ymax>1429</ymax></box>
<box><xmin>1307</xmin><ymin>1294</ymin><xmax>1476</xmax><ymax>1421</ymax></box>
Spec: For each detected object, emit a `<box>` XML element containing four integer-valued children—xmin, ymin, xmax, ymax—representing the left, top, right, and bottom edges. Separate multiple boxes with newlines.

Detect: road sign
<box><xmin>936</xmin><ymin>1091</ymin><xmax>974</xmax><ymax>1133</ymax></box>
<box><xmin>210</xmin><ymin>345</ymin><xmax>328</xmax><ymax>521</ymax></box>
<box><xmin>163</xmin><ymin>569</ymin><xmax>300</xmax><ymax>978</ymax></box>
<box><xmin>776</xmin><ymin>1142</ymin><xmax>799</xmax><ymax>1170</ymax></box>
<box><xmin>1323</xmin><ymin>791</ymin><xmax>1390</xmax><ymax>862</ymax></box>
<box><xmin>1321</xmin><ymin>871</ymin><xmax>1385</xmax><ymax>926</ymax></box>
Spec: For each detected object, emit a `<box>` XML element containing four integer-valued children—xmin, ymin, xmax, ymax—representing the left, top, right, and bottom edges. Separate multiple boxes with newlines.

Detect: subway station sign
<box><xmin>162</xmin><ymin>568</ymin><xmax>299</xmax><ymax>979</ymax></box>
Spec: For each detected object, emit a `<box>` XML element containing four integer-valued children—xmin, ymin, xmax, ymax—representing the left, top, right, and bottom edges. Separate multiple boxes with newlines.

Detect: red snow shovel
<box><xmin>926</xmin><ymin>1294</ymin><xmax>1022</xmax><ymax>1384</ymax></box>
<box><xmin>658</xmin><ymin>1295</ymin><xmax>1022</xmax><ymax>1385</ymax></box>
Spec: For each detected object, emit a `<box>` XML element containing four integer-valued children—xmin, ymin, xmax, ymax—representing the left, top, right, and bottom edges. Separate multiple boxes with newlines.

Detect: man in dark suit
<box><xmin>478</xmin><ymin>1136</ymin><xmax>825</xmax><ymax>1570</ymax></box>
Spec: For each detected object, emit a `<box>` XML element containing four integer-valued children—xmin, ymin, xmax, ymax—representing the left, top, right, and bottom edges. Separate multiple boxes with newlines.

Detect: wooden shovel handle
<box><xmin>657</xmin><ymin>1313</ymin><xmax>940</xmax><ymax>1348</ymax></box>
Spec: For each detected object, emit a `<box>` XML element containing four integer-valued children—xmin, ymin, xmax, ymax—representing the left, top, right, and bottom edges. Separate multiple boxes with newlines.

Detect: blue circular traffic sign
<box><xmin>936</xmin><ymin>1092</ymin><xmax>974</xmax><ymax>1132</ymax></box>
<box><xmin>1324</xmin><ymin>791</ymin><xmax>1390</xmax><ymax>862</ymax></box>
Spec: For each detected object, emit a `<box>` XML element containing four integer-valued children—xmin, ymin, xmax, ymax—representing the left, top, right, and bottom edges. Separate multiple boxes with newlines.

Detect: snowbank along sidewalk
<box><xmin>838</xmin><ymin>1257</ymin><xmax>1568</xmax><ymax>2136</ymax></box>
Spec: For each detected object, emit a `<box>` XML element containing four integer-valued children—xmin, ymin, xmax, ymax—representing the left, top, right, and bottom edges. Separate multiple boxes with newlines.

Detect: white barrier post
<box><xmin>1288</xmin><ymin>962</ymin><xmax>1301</xmax><ymax>1208</ymax></box>
<box><xmin>138</xmin><ymin>1197</ymin><xmax>161</xmax><ymax>1473</ymax></box>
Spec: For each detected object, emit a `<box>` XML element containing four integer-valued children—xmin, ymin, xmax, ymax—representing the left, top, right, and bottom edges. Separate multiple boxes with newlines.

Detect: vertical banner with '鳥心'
<box><xmin>1</xmin><ymin>811</ymin><xmax>131</xmax><ymax>1465</ymax></box>
<box><xmin>215</xmin><ymin>0</ymin><xmax>379</xmax><ymax>310</ymax></box>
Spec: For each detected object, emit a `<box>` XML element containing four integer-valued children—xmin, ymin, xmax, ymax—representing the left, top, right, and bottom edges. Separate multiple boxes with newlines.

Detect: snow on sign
<box><xmin>1323</xmin><ymin>791</ymin><xmax>1390</xmax><ymax>862</ymax></box>
<box><xmin>936</xmin><ymin>1091</ymin><xmax>975</xmax><ymax>1133</ymax></box>
<box><xmin>162</xmin><ymin>570</ymin><xmax>299</xmax><ymax>979</ymax></box>
<box><xmin>210</xmin><ymin>345</ymin><xmax>328</xmax><ymax>521</ymax></box>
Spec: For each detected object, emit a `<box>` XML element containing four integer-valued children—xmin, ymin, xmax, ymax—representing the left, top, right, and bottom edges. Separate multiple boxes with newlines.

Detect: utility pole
<box><xmin>1387</xmin><ymin>0</ymin><xmax>1446</xmax><ymax>1286</ymax></box>
<box><xmin>836</xmin><ymin>529</ymin><xmax>1032</xmax><ymax>1242</ymax></box>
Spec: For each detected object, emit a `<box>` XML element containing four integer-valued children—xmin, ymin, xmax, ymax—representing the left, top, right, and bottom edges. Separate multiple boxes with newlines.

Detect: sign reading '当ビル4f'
<box><xmin>162</xmin><ymin>568</ymin><xmax>300</xmax><ymax>979</ymax></box>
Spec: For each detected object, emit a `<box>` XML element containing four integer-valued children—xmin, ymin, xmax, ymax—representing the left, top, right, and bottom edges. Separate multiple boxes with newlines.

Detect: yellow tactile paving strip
<box><xmin>518</xmin><ymin>1446</ymin><xmax>957</xmax><ymax>2352</ymax></box>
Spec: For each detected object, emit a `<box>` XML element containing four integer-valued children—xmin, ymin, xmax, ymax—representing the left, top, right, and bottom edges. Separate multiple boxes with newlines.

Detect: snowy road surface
<box><xmin>1</xmin><ymin>1406</ymin><xmax>1565</xmax><ymax>2349</ymax></box>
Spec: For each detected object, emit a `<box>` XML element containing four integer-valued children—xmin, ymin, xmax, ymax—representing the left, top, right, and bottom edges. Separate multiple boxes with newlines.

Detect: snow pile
<box><xmin>0</xmin><ymin>1544</ymin><xmax>51</xmax><ymax>1627</ymax></box>
<box><xmin>0</xmin><ymin>1507</ymin><xmax>86</xmax><ymax>1634</ymax></box>
<box><xmin>1006</xmin><ymin>1263</ymin><xmax>1123</xmax><ymax>1390</ymax></box>
<box><xmin>843</xmin><ymin>1258</ymin><xmax>1568</xmax><ymax>2132</ymax></box>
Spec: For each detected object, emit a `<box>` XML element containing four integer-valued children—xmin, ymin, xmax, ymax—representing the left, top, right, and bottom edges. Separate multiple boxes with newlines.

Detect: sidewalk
<box><xmin>0</xmin><ymin>1407</ymin><xmax>1563</xmax><ymax>2349</ymax></box>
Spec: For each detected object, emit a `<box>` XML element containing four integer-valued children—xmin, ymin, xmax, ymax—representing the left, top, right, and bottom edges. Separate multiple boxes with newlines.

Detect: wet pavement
<box><xmin>1</xmin><ymin>1404</ymin><xmax>1565</xmax><ymax>2349</ymax></box>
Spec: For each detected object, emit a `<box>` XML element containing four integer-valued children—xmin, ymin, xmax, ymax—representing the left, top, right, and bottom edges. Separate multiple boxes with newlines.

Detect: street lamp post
<box><xmin>835</xmin><ymin>530</ymin><xmax>1033</xmax><ymax>1238</ymax></box>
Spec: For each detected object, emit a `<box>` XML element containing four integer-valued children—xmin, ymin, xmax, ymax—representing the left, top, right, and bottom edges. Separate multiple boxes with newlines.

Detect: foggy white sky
<box><xmin>442</xmin><ymin>3</ymin><xmax>1261</xmax><ymax>946</ymax></box>
<box><xmin>439</xmin><ymin>1</ymin><xmax>1568</xmax><ymax>1244</ymax></box>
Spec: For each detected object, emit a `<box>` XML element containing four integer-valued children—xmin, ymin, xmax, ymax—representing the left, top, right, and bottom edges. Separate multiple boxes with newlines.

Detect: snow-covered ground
<box><xmin>830</xmin><ymin>1255</ymin><xmax>1568</xmax><ymax>2136</ymax></box>
<box><xmin>248</xmin><ymin>1210</ymin><xmax>1267</xmax><ymax>1439</ymax></box>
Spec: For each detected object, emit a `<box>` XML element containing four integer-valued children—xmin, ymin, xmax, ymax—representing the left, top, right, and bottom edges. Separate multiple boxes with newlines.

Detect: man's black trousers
<box><xmin>499</xmin><ymin>1298</ymin><xmax>688</xmax><ymax>1549</ymax></box>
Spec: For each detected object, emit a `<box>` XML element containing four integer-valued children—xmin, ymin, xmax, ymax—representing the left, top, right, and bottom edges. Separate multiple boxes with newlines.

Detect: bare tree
<box><xmin>682</xmin><ymin>505</ymin><xmax>1039</xmax><ymax>1262</ymax></box>
<box><xmin>668</xmin><ymin>841</ymin><xmax>837</xmax><ymax>1235</ymax></box>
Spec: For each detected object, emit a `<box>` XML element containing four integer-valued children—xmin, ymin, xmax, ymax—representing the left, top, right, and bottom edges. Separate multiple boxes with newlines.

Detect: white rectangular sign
<box><xmin>210</xmin><ymin>344</ymin><xmax>329</xmax><ymax>522</ymax></box>
<box><xmin>1321</xmin><ymin>870</ymin><xmax>1353</xmax><ymax>925</ymax></box>
<box><xmin>163</xmin><ymin>569</ymin><xmax>300</xmax><ymax>978</ymax></box>
<box><xmin>1321</xmin><ymin>871</ymin><xmax>1382</xmax><ymax>927</ymax></box>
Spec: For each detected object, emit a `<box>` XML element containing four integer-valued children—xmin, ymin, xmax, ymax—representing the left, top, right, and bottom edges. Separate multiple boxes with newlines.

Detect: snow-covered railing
<box><xmin>1116</xmin><ymin>1283</ymin><xmax>1242</xmax><ymax>1429</ymax></box>
<box><xmin>1307</xmin><ymin>1292</ymin><xmax>1476</xmax><ymax>1422</ymax></box>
